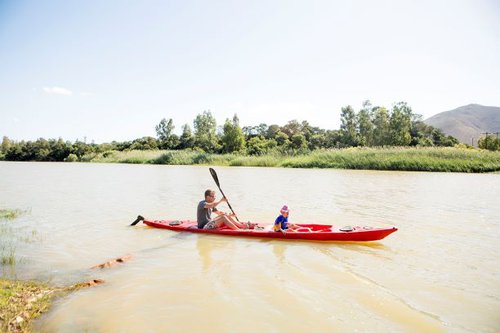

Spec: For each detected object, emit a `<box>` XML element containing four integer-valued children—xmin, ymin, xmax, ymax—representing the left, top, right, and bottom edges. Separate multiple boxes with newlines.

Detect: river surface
<box><xmin>0</xmin><ymin>162</ymin><xmax>499</xmax><ymax>332</ymax></box>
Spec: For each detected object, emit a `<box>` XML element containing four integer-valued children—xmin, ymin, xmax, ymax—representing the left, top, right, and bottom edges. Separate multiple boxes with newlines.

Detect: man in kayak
<box><xmin>197</xmin><ymin>189</ymin><xmax>249</xmax><ymax>230</ymax></box>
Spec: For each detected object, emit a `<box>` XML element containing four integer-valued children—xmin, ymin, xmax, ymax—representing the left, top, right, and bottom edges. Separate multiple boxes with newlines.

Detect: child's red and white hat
<box><xmin>280</xmin><ymin>205</ymin><xmax>289</xmax><ymax>213</ymax></box>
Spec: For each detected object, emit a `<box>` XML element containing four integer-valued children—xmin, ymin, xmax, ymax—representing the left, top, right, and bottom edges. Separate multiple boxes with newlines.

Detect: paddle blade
<box><xmin>130</xmin><ymin>215</ymin><xmax>145</xmax><ymax>226</ymax></box>
<box><xmin>209</xmin><ymin>168</ymin><xmax>220</xmax><ymax>187</ymax></box>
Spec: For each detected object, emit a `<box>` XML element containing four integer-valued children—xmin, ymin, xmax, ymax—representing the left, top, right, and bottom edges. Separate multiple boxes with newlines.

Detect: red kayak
<box><xmin>140</xmin><ymin>218</ymin><xmax>397</xmax><ymax>242</ymax></box>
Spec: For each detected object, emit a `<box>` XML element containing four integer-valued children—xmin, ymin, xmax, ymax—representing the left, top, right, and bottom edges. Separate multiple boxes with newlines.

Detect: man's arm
<box><xmin>204</xmin><ymin>197</ymin><xmax>227</xmax><ymax>209</ymax></box>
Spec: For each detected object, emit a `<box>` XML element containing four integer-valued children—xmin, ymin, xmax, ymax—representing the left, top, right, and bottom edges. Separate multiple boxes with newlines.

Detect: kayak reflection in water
<box><xmin>274</xmin><ymin>205</ymin><xmax>299</xmax><ymax>233</ymax></box>
<box><xmin>197</xmin><ymin>189</ymin><xmax>250</xmax><ymax>230</ymax></box>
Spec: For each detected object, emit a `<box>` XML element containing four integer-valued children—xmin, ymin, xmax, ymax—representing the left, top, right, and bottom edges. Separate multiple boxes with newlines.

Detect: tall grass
<box><xmin>0</xmin><ymin>243</ymin><xmax>15</xmax><ymax>266</ymax></box>
<box><xmin>0</xmin><ymin>208</ymin><xmax>29</xmax><ymax>271</ymax></box>
<box><xmin>85</xmin><ymin>147</ymin><xmax>500</xmax><ymax>173</ymax></box>
<box><xmin>89</xmin><ymin>150</ymin><xmax>165</xmax><ymax>164</ymax></box>
<box><xmin>0</xmin><ymin>208</ymin><xmax>24</xmax><ymax>220</ymax></box>
<box><xmin>282</xmin><ymin>147</ymin><xmax>500</xmax><ymax>173</ymax></box>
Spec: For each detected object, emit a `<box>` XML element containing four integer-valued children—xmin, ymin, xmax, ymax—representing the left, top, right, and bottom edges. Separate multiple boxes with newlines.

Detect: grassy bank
<box><xmin>0</xmin><ymin>279</ymin><xmax>105</xmax><ymax>332</ymax></box>
<box><xmin>0</xmin><ymin>210</ymin><xmax>108</xmax><ymax>332</ymax></box>
<box><xmin>1</xmin><ymin>208</ymin><xmax>43</xmax><ymax>333</ymax></box>
<box><xmin>0</xmin><ymin>279</ymin><xmax>56</xmax><ymax>332</ymax></box>
<box><xmin>85</xmin><ymin>147</ymin><xmax>500</xmax><ymax>173</ymax></box>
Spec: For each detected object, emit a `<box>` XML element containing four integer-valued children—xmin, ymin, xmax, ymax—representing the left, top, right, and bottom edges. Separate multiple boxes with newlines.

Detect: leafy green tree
<box><xmin>168</xmin><ymin>135</ymin><xmax>180</xmax><ymax>149</ymax></box>
<box><xmin>389</xmin><ymin>102</ymin><xmax>412</xmax><ymax>146</ymax></box>
<box><xmin>130</xmin><ymin>137</ymin><xmax>158</xmax><ymax>150</ymax></box>
<box><xmin>323</xmin><ymin>130</ymin><xmax>341</xmax><ymax>148</ymax></box>
<box><xmin>114</xmin><ymin>141</ymin><xmax>132</xmax><ymax>151</ymax></box>
<box><xmin>17</xmin><ymin>141</ymin><xmax>35</xmax><ymax>160</ymax></box>
<box><xmin>1</xmin><ymin>136</ymin><xmax>11</xmax><ymax>154</ymax></box>
<box><xmin>5</xmin><ymin>142</ymin><xmax>25</xmax><ymax>160</ymax></box>
<box><xmin>179</xmin><ymin>124</ymin><xmax>195</xmax><ymax>149</ymax></box>
<box><xmin>372</xmin><ymin>107</ymin><xmax>391</xmax><ymax>146</ymax></box>
<box><xmin>417</xmin><ymin>137</ymin><xmax>434</xmax><ymax>146</ymax></box>
<box><xmin>358</xmin><ymin>101</ymin><xmax>374</xmax><ymax>146</ymax></box>
<box><xmin>308</xmin><ymin>132</ymin><xmax>327</xmax><ymax>150</ymax></box>
<box><xmin>34</xmin><ymin>138</ymin><xmax>50</xmax><ymax>161</ymax></box>
<box><xmin>96</xmin><ymin>143</ymin><xmax>115</xmax><ymax>154</ymax></box>
<box><xmin>246</xmin><ymin>136</ymin><xmax>264</xmax><ymax>155</ymax></box>
<box><xmin>274</xmin><ymin>131</ymin><xmax>290</xmax><ymax>146</ymax></box>
<box><xmin>221</xmin><ymin>114</ymin><xmax>246</xmax><ymax>153</ymax></box>
<box><xmin>156</xmin><ymin>118</ymin><xmax>179</xmax><ymax>149</ymax></box>
<box><xmin>193</xmin><ymin>110</ymin><xmax>219</xmax><ymax>152</ymax></box>
<box><xmin>339</xmin><ymin>105</ymin><xmax>358</xmax><ymax>146</ymax></box>
<box><xmin>72</xmin><ymin>140</ymin><xmax>94</xmax><ymax>159</ymax></box>
<box><xmin>266</xmin><ymin>125</ymin><xmax>281</xmax><ymax>140</ymax></box>
<box><xmin>290</xmin><ymin>133</ymin><xmax>308</xmax><ymax>151</ymax></box>
<box><xmin>410</xmin><ymin>121</ymin><xmax>434</xmax><ymax>146</ymax></box>
<box><xmin>242</xmin><ymin>123</ymin><xmax>269</xmax><ymax>140</ymax></box>
<box><xmin>478</xmin><ymin>135</ymin><xmax>499</xmax><ymax>151</ymax></box>
<box><xmin>242</xmin><ymin>126</ymin><xmax>254</xmax><ymax>139</ymax></box>
<box><xmin>65</xmin><ymin>153</ymin><xmax>79</xmax><ymax>162</ymax></box>
<box><xmin>441</xmin><ymin>135</ymin><xmax>459</xmax><ymax>147</ymax></box>
<box><xmin>281</xmin><ymin>120</ymin><xmax>302</xmax><ymax>138</ymax></box>
<box><xmin>246</xmin><ymin>136</ymin><xmax>277</xmax><ymax>155</ymax></box>
<box><xmin>299</xmin><ymin>121</ymin><xmax>315</xmax><ymax>142</ymax></box>
<box><xmin>409</xmin><ymin>119</ymin><xmax>459</xmax><ymax>147</ymax></box>
<box><xmin>432</xmin><ymin>128</ymin><xmax>448</xmax><ymax>146</ymax></box>
<box><xmin>48</xmin><ymin>138</ymin><xmax>71</xmax><ymax>161</ymax></box>
<box><xmin>410</xmin><ymin>120</ymin><xmax>427</xmax><ymax>146</ymax></box>
<box><xmin>255</xmin><ymin>123</ymin><xmax>269</xmax><ymax>138</ymax></box>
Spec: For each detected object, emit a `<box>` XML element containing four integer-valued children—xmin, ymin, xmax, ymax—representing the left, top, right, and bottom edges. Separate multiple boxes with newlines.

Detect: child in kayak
<box><xmin>274</xmin><ymin>205</ymin><xmax>298</xmax><ymax>233</ymax></box>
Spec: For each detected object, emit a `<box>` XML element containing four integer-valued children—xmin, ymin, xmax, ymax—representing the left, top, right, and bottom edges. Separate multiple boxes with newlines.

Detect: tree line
<box><xmin>2</xmin><ymin>100</ymin><xmax>496</xmax><ymax>162</ymax></box>
<box><xmin>153</xmin><ymin>101</ymin><xmax>461</xmax><ymax>154</ymax></box>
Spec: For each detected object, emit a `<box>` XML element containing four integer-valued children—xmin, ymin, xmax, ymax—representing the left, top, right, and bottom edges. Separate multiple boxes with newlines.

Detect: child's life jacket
<box><xmin>274</xmin><ymin>215</ymin><xmax>289</xmax><ymax>232</ymax></box>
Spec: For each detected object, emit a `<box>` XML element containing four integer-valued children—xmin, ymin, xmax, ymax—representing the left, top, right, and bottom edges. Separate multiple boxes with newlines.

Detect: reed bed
<box><xmin>89</xmin><ymin>150</ymin><xmax>165</xmax><ymax>164</ymax></box>
<box><xmin>0</xmin><ymin>244</ymin><xmax>15</xmax><ymax>266</ymax></box>
<box><xmin>1</xmin><ymin>209</ymin><xmax>24</xmax><ymax>270</ymax></box>
<box><xmin>86</xmin><ymin>147</ymin><xmax>500</xmax><ymax>173</ymax></box>
<box><xmin>0</xmin><ymin>209</ymin><xmax>24</xmax><ymax>220</ymax></box>
<box><xmin>1</xmin><ymin>208</ymin><xmax>31</xmax><ymax>271</ymax></box>
<box><xmin>281</xmin><ymin>147</ymin><xmax>500</xmax><ymax>173</ymax></box>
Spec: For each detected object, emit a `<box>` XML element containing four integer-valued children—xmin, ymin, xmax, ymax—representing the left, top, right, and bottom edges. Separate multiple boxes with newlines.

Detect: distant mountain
<box><xmin>424</xmin><ymin>104</ymin><xmax>500</xmax><ymax>145</ymax></box>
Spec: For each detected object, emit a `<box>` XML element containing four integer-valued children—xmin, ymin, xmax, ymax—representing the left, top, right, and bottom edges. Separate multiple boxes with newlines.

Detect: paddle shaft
<box><xmin>209</xmin><ymin>168</ymin><xmax>240</xmax><ymax>222</ymax></box>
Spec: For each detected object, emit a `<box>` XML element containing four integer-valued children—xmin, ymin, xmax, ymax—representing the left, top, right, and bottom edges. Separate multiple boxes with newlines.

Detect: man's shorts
<box><xmin>203</xmin><ymin>220</ymin><xmax>217</xmax><ymax>229</ymax></box>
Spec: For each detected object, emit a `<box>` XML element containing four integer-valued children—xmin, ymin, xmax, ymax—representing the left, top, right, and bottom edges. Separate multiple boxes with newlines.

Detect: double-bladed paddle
<box><xmin>209</xmin><ymin>168</ymin><xmax>240</xmax><ymax>222</ymax></box>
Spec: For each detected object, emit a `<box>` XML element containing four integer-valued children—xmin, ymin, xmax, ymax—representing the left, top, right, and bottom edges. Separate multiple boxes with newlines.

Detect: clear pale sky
<box><xmin>1</xmin><ymin>0</ymin><xmax>499</xmax><ymax>143</ymax></box>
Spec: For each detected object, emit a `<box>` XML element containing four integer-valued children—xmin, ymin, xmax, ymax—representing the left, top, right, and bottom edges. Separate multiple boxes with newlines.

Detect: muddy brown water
<box><xmin>0</xmin><ymin>162</ymin><xmax>498</xmax><ymax>332</ymax></box>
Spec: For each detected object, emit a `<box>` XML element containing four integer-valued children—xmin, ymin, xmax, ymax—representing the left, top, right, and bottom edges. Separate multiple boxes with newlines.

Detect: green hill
<box><xmin>424</xmin><ymin>104</ymin><xmax>500</xmax><ymax>145</ymax></box>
